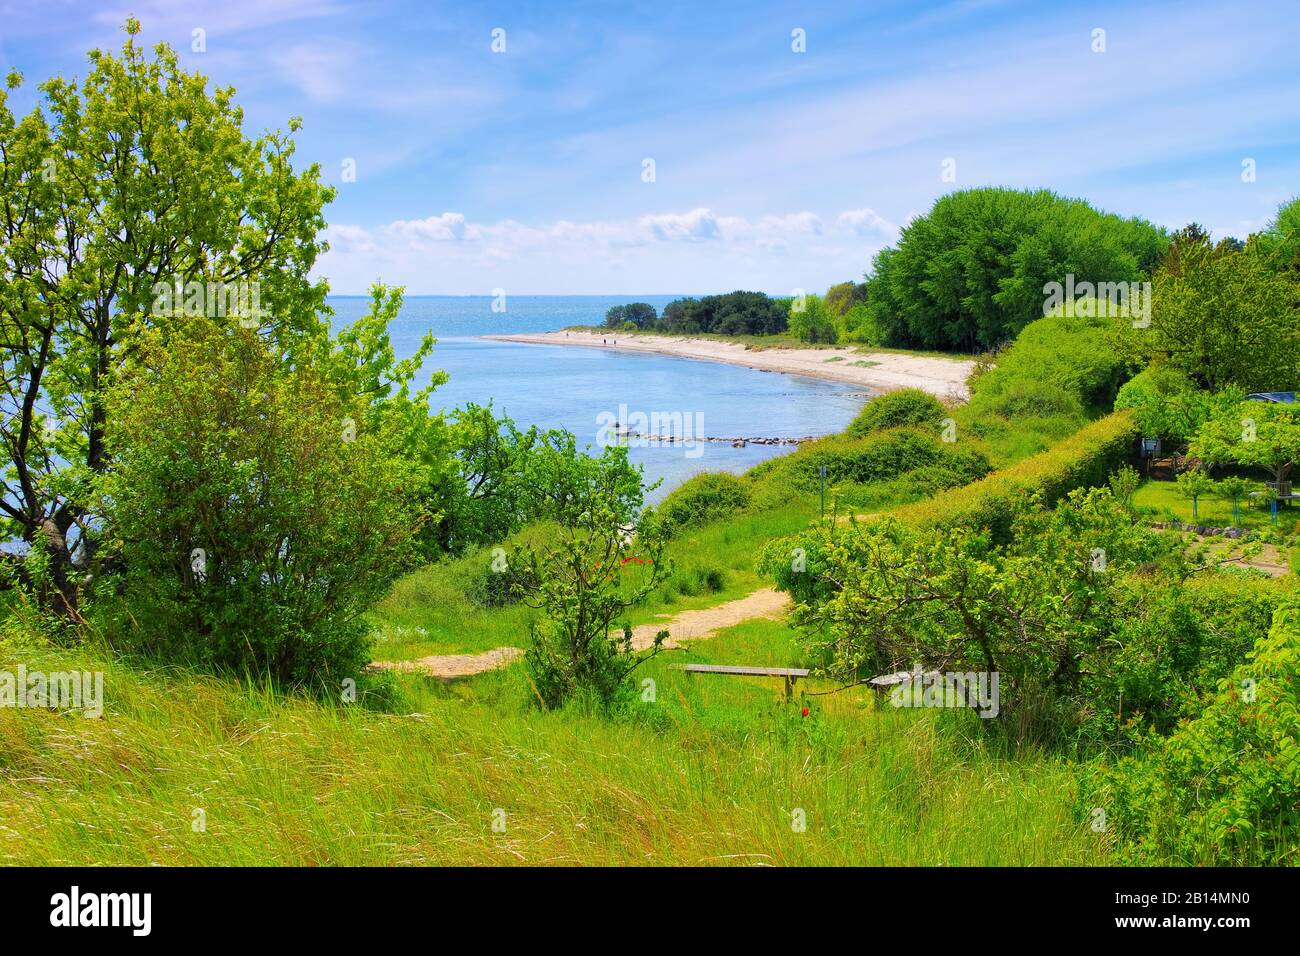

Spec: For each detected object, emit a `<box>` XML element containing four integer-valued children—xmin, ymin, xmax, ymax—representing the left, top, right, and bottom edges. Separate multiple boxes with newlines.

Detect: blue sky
<box><xmin>1</xmin><ymin>0</ymin><xmax>1298</xmax><ymax>294</ymax></box>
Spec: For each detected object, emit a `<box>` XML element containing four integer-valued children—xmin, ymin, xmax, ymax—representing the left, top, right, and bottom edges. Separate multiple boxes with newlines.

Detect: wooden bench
<box><xmin>675</xmin><ymin>663</ymin><xmax>810</xmax><ymax>699</ymax></box>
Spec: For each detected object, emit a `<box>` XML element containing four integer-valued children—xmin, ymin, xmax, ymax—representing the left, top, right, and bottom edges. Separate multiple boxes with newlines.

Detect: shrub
<box><xmin>964</xmin><ymin>312</ymin><xmax>1130</xmax><ymax>418</ymax></box>
<box><xmin>846</xmin><ymin>389</ymin><xmax>946</xmax><ymax>438</ymax></box>
<box><xmin>1078</xmin><ymin>574</ymin><xmax>1288</xmax><ymax>745</ymax></box>
<box><xmin>761</xmin><ymin>427</ymin><xmax>975</xmax><ymax>492</ymax></box>
<box><xmin>99</xmin><ymin>319</ymin><xmax>423</xmax><ymax>687</ymax></box>
<box><xmin>765</xmin><ymin>488</ymin><xmax>1185</xmax><ymax>746</ymax></box>
<box><xmin>890</xmin><ymin>410</ymin><xmax>1139</xmax><ymax>541</ymax></box>
<box><xmin>1083</xmin><ymin>600</ymin><xmax>1300</xmax><ymax>865</ymax></box>
<box><xmin>659</xmin><ymin>472</ymin><xmax>752</xmax><ymax>534</ymax></box>
<box><xmin>511</xmin><ymin>461</ymin><xmax>670</xmax><ymax>711</ymax></box>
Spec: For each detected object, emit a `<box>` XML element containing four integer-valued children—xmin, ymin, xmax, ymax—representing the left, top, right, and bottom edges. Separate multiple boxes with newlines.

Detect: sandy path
<box><xmin>484</xmin><ymin>331</ymin><xmax>974</xmax><ymax>400</ymax></box>
<box><xmin>371</xmin><ymin>588</ymin><xmax>791</xmax><ymax>679</ymax></box>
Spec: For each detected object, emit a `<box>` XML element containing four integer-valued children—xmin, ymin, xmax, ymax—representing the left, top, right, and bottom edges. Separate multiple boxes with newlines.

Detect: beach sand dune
<box><xmin>485</xmin><ymin>331</ymin><xmax>974</xmax><ymax>400</ymax></box>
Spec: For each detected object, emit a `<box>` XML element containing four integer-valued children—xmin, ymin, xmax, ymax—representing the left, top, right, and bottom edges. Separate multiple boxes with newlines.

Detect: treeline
<box><xmin>604</xmin><ymin>290</ymin><xmax>788</xmax><ymax>335</ymax></box>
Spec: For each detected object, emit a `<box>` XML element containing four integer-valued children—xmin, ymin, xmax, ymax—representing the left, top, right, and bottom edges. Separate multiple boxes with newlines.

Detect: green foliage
<box><xmin>755</xmin><ymin>427</ymin><xmax>989</xmax><ymax>494</ymax></box>
<box><xmin>823</xmin><ymin>281</ymin><xmax>868</xmax><ymax>317</ymax></box>
<box><xmin>657</xmin><ymin>291</ymin><xmax>788</xmax><ymax>336</ymax></box>
<box><xmin>658</xmin><ymin>472</ymin><xmax>752</xmax><ymax>535</ymax></box>
<box><xmin>964</xmin><ymin>313</ymin><xmax>1129</xmax><ymax>419</ymax></box>
<box><xmin>864</xmin><ymin>188</ymin><xmax>1166</xmax><ymax>351</ymax></box>
<box><xmin>889</xmin><ymin>410</ymin><xmax>1140</xmax><ymax>541</ymax></box>
<box><xmin>1108</xmin><ymin>465</ymin><xmax>1141</xmax><ymax>510</ymax></box>
<box><xmin>1116</xmin><ymin>222</ymin><xmax>1300</xmax><ymax>391</ymax></box>
<box><xmin>1175</xmin><ymin>468</ymin><xmax>1213</xmax><ymax>521</ymax></box>
<box><xmin>1113</xmin><ymin>365</ymin><xmax>1234</xmax><ymax>450</ymax></box>
<box><xmin>1216</xmin><ymin>475</ymin><xmax>1256</xmax><ymax>524</ymax></box>
<box><xmin>765</xmin><ymin>489</ymin><xmax>1184</xmax><ymax>746</ymax></box>
<box><xmin>1085</xmin><ymin>600</ymin><xmax>1300</xmax><ymax>865</ymax></box>
<box><xmin>0</xmin><ymin>29</ymin><xmax>333</xmax><ymax>616</ymax></box>
<box><xmin>438</xmin><ymin>404</ymin><xmax>646</xmax><ymax>553</ymax></box>
<box><xmin>97</xmin><ymin>316</ymin><xmax>422</xmax><ymax>687</ymax></box>
<box><xmin>786</xmin><ymin>293</ymin><xmax>838</xmax><ymax>344</ymax></box>
<box><xmin>510</xmin><ymin>462</ymin><xmax>670</xmax><ymax>712</ymax></box>
<box><xmin>1191</xmin><ymin>398</ymin><xmax>1300</xmax><ymax>484</ymax></box>
<box><xmin>846</xmin><ymin>389</ymin><xmax>946</xmax><ymax>438</ymax></box>
<box><xmin>604</xmin><ymin>302</ymin><xmax>657</xmax><ymax>329</ymax></box>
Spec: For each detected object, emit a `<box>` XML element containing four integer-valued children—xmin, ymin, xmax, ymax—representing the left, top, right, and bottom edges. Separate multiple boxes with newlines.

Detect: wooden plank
<box><xmin>676</xmin><ymin>663</ymin><xmax>810</xmax><ymax>677</ymax></box>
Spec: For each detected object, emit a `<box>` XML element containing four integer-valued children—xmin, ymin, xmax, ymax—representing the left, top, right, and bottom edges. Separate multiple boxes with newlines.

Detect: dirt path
<box><xmin>370</xmin><ymin>588</ymin><xmax>791</xmax><ymax>679</ymax></box>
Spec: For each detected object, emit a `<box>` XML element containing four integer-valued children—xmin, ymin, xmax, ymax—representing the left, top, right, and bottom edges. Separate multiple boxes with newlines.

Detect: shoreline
<box><xmin>483</xmin><ymin>331</ymin><xmax>974</xmax><ymax>400</ymax></box>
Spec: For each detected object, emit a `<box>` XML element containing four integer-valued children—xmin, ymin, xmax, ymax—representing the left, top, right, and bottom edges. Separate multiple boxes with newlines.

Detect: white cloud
<box><xmin>836</xmin><ymin>208</ymin><xmax>898</xmax><ymax>240</ymax></box>
<box><xmin>639</xmin><ymin>208</ymin><xmax>720</xmax><ymax>242</ymax></box>
<box><xmin>315</xmin><ymin>207</ymin><xmax>889</xmax><ymax>294</ymax></box>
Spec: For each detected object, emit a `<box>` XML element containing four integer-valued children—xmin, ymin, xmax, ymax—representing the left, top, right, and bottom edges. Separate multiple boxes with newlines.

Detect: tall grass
<box><xmin>0</xmin><ymin>622</ymin><xmax>1105</xmax><ymax>865</ymax></box>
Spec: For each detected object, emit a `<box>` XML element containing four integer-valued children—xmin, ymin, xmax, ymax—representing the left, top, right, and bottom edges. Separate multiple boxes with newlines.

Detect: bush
<box><xmin>511</xmin><ymin>463</ymin><xmax>669</xmax><ymax>712</ymax></box>
<box><xmin>847</xmin><ymin>389</ymin><xmax>946</xmax><ymax>438</ymax></box>
<box><xmin>1083</xmin><ymin>600</ymin><xmax>1300</xmax><ymax>865</ymax></box>
<box><xmin>890</xmin><ymin>410</ymin><xmax>1139</xmax><ymax>541</ymax></box>
<box><xmin>99</xmin><ymin>319</ymin><xmax>423</xmax><ymax>687</ymax></box>
<box><xmin>765</xmin><ymin>488</ymin><xmax>1185</xmax><ymax>746</ymax></box>
<box><xmin>964</xmin><ymin>313</ymin><xmax>1130</xmax><ymax>419</ymax></box>
<box><xmin>759</xmin><ymin>427</ymin><xmax>981</xmax><ymax>493</ymax></box>
<box><xmin>1078</xmin><ymin>574</ymin><xmax>1288</xmax><ymax>745</ymax></box>
<box><xmin>659</xmin><ymin>473</ymin><xmax>752</xmax><ymax>534</ymax></box>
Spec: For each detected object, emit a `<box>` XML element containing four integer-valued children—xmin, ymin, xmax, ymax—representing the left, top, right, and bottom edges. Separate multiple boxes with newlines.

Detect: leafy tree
<box><xmin>1191</xmin><ymin>400</ymin><xmax>1300</xmax><ymax>486</ymax></box>
<box><xmin>786</xmin><ymin>293</ymin><xmax>838</xmax><ymax>343</ymax></box>
<box><xmin>1108</xmin><ymin>465</ymin><xmax>1142</xmax><ymax>512</ymax></box>
<box><xmin>657</xmin><ymin>291</ymin><xmax>787</xmax><ymax>336</ymax></box>
<box><xmin>1113</xmin><ymin>365</ymin><xmax>1240</xmax><ymax>452</ymax></box>
<box><xmin>1087</xmin><ymin>600</ymin><xmax>1300</xmax><ymax>865</ymax></box>
<box><xmin>0</xmin><ymin>22</ymin><xmax>333</xmax><ymax>615</ymax></box>
<box><xmin>604</xmin><ymin>302</ymin><xmax>657</xmax><ymax>329</ymax></box>
<box><xmin>98</xmin><ymin>315</ymin><xmax>422</xmax><ymax>686</ymax></box>
<box><xmin>1216</xmin><ymin>476</ymin><xmax>1255</xmax><ymax>524</ymax></box>
<box><xmin>1176</xmin><ymin>469</ymin><xmax>1213</xmax><ymax>521</ymax></box>
<box><xmin>824</xmin><ymin>281</ymin><xmax>867</xmax><ymax>317</ymax></box>
<box><xmin>864</xmin><ymin>188</ymin><xmax>1165</xmax><ymax>351</ymax></box>
<box><xmin>438</xmin><ymin>405</ymin><xmax>645</xmax><ymax>553</ymax></box>
<box><xmin>1121</xmin><ymin>223</ymin><xmax>1300</xmax><ymax>391</ymax></box>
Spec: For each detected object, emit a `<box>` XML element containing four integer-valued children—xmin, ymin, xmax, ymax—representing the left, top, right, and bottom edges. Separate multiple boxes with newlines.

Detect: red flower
<box><xmin>801</xmin><ymin>707</ymin><xmax>810</xmax><ymax>717</ymax></box>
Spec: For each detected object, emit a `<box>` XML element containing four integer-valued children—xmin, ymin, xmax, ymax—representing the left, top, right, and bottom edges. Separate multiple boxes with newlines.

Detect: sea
<box><xmin>327</xmin><ymin>295</ymin><xmax>869</xmax><ymax>500</ymax></box>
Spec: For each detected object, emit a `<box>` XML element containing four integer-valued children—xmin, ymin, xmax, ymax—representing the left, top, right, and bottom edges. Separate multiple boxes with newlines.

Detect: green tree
<box><xmin>1108</xmin><ymin>465</ymin><xmax>1142</xmax><ymax>512</ymax></box>
<box><xmin>603</xmin><ymin>302</ymin><xmax>657</xmax><ymax>329</ymax></box>
<box><xmin>1176</xmin><ymin>469</ymin><xmax>1214</xmax><ymax>522</ymax></box>
<box><xmin>1191</xmin><ymin>400</ymin><xmax>1300</xmax><ymax>486</ymax></box>
<box><xmin>1122</xmin><ymin>223</ymin><xmax>1300</xmax><ymax>391</ymax></box>
<box><xmin>0</xmin><ymin>21</ymin><xmax>333</xmax><ymax>615</ymax></box>
<box><xmin>864</xmin><ymin>188</ymin><xmax>1165</xmax><ymax>351</ymax></box>
<box><xmin>763</xmin><ymin>489</ymin><xmax>1180</xmax><ymax>745</ymax></box>
<box><xmin>787</xmin><ymin>293</ymin><xmax>838</xmax><ymax>343</ymax></box>
<box><xmin>824</xmin><ymin>281</ymin><xmax>867</xmax><ymax>317</ymax></box>
<box><xmin>1215</xmin><ymin>476</ymin><xmax>1255</xmax><ymax>524</ymax></box>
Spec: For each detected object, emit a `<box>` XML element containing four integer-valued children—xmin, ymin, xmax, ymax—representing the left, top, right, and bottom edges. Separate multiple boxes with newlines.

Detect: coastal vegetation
<box><xmin>3</xmin><ymin>26</ymin><xmax>1299</xmax><ymax>867</ymax></box>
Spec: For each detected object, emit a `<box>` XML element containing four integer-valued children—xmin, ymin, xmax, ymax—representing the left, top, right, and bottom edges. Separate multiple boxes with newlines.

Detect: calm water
<box><xmin>327</xmin><ymin>295</ymin><xmax>868</xmax><ymax>499</ymax></box>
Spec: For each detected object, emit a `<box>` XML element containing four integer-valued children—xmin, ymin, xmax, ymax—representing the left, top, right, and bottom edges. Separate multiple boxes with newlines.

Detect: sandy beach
<box><xmin>485</xmin><ymin>331</ymin><xmax>975</xmax><ymax>400</ymax></box>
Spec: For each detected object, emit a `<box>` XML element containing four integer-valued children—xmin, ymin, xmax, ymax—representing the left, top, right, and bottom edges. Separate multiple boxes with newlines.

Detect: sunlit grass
<box><xmin>0</xmin><ymin>626</ymin><xmax>1105</xmax><ymax>866</ymax></box>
